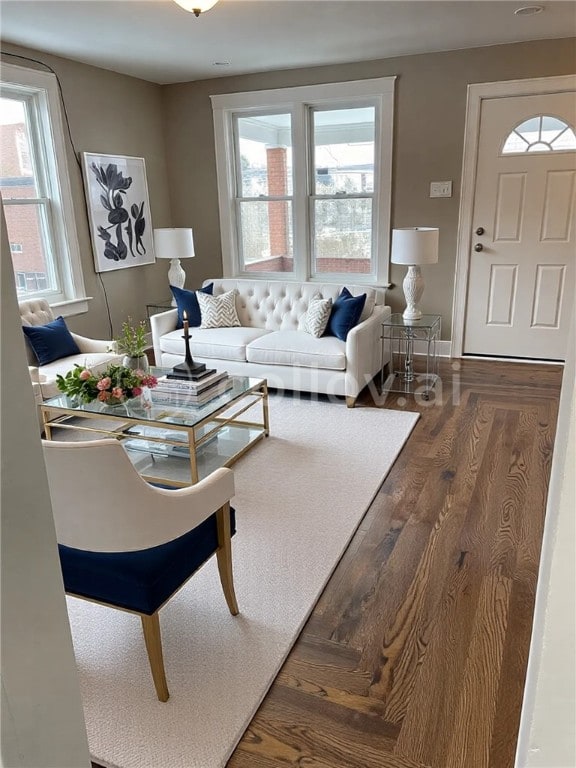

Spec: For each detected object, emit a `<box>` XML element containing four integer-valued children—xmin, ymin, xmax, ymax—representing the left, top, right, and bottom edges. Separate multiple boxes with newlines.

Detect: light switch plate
<box><xmin>430</xmin><ymin>181</ymin><xmax>452</xmax><ymax>198</ymax></box>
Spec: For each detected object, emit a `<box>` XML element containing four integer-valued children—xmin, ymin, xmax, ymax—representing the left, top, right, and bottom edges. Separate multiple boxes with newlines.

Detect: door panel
<box><xmin>494</xmin><ymin>174</ymin><xmax>525</xmax><ymax>241</ymax></box>
<box><xmin>531</xmin><ymin>265</ymin><xmax>565</xmax><ymax>328</ymax></box>
<box><xmin>541</xmin><ymin>170</ymin><xmax>575</xmax><ymax>241</ymax></box>
<box><xmin>487</xmin><ymin>264</ymin><xmax>517</xmax><ymax>326</ymax></box>
<box><xmin>464</xmin><ymin>91</ymin><xmax>576</xmax><ymax>360</ymax></box>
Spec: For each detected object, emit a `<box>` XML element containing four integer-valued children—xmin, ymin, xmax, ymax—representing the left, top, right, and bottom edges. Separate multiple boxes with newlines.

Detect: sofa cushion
<box><xmin>246</xmin><ymin>330</ymin><xmax>346</xmax><ymax>370</ymax></box>
<box><xmin>170</xmin><ymin>283</ymin><xmax>213</xmax><ymax>329</ymax></box>
<box><xmin>23</xmin><ymin>316</ymin><xmax>80</xmax><ymax>365</ymax></box>
<box><xmin>160</xmin><ymin>326</ymin><xmax>270</xmax><ymax>362</ymax></box>
<box><xmin>198</xmin><ymin>290</ymin><xmax>241</xmax><ymax>329</ymax></box>
<box><xmin>303</xmin><ymin>298</ymin><xmax>332</xmax><ymax>338</ymax></box>
<box><xmin>325</xmin><ymin>287</ymin><xmax>367</xmax><ymax>341</ymax></box>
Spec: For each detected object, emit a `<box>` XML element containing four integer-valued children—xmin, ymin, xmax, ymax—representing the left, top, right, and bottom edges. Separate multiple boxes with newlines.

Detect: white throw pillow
<box><xmin>303</xmin><ymin>297</ymin><xmax>332</xmax><ymax>338</ymax></box>
<box><xmin>198</xmin><ymin>289</ymin><xmax>241</xmax><ymax>328</ymax></box>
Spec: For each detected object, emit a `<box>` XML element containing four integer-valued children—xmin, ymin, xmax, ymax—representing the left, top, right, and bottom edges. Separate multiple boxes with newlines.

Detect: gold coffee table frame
<box><xmin>42</xmin><ymin>376</ymin><xmax>269</xmax><ymax>487</ymax></box>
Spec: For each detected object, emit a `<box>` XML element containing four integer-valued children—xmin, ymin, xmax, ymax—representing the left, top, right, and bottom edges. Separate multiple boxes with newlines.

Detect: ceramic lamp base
<box><xmin>167</xmin><ymin>258</ymin><xmax>186</xmax><ymax>306</ymax></box>
<box><xmin>402</xmin><ymin>265</ymin><xmax>425</xmax><ymax>321</ymax></box>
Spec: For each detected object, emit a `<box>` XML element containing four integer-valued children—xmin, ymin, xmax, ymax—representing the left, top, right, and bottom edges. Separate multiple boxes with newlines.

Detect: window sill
<box><xmin>50</xmin><ymin>297</ymin><xmax>92</xmax><ymax>317</ymax></box>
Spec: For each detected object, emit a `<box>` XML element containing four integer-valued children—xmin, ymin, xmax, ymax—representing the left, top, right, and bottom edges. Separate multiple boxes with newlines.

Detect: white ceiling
<box><xmin>1</xmin><ymin>0</ymin><xmax>575</xmax><ymax>85</ymax></box>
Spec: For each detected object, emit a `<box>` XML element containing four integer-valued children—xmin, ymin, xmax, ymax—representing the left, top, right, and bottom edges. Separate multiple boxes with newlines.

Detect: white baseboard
<box><xmin>387</xmin><ymin>342</ymin><xmax>565</xmax><ymax>365</ymax></box>
<box><xmin>461</xmin><ymin>353</ymin><xmax>564</xmax><ymax>366</ymax></box>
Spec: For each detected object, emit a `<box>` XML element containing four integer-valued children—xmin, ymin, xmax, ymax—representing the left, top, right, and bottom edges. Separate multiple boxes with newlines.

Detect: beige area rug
<box><xmin>64</xmin><ymin>394</ymin><xmax>419</xmax><ymax>768</ymax></box>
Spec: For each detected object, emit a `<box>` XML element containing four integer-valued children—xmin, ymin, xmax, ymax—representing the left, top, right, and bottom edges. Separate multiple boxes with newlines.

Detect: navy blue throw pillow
<box><xmin>325</xmin><ymin>287</ymin><xmax>367</xmax><ymax>341</ymax></box>
<box><xmin>22</xmin><ymin>315</ymin><xmax>80</xmax><ymax>366</ymax></box>
<box><xmin>170</xmin><ymin>283</ymin><xmax>214</xmax><ymax>329</ymax></box>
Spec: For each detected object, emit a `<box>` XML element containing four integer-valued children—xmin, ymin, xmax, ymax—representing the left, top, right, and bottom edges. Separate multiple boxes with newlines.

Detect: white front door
<box><xmin>463</xmin><ymin>91</ymin><xmax>576</xmax><ymax>360</ymax></box>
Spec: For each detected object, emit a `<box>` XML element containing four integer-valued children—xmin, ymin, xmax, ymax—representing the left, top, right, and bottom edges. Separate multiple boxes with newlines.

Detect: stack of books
<box><xmin>150</xmin><ymin>370</ymin><xmax>233</xmax><ymax>406</ymax></box>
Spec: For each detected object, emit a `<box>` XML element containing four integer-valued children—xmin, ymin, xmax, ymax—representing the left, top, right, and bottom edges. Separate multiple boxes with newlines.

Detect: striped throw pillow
<box><xmin>303</xmin><ymin>297</ymin><xmax>332</xmax><ymax>338</ymax></box>
<box><xmin>198</xmin><ymin>289</ymin><xmax>241</xmax><ymax>328</ymax></box>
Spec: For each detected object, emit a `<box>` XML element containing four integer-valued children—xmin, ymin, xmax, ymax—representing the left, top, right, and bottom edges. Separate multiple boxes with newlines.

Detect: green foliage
<box><xmin>115</xmin><ymin>317</ymin><xmax>148</xmax><ymax>357</ymax></box>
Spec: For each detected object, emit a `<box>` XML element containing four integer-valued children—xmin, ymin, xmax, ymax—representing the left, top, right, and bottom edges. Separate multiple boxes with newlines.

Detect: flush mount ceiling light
<box><xmin>514</xmin><ymin>5</ymin><xmax>544</xmax><ymax>15</ymax></box>
<box><xmin>173</xmin><ymin>0</ymin><xmax>219</xmax><ymax>16</ymax></box>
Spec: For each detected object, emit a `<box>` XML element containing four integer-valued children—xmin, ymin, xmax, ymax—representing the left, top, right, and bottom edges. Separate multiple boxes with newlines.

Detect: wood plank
<box><xmin>444</xmin><ymin>569</ymin><xmax>512</xmax><ymax>768</ymax></box>
<box><xmin>278</xmin><ymin>635</ymin><xmax>369</xmax><ymax>697</ymax></box>
<box><xmin>393</xmin><ymin>540</ymin><xmax>480</xmax><ymax>767</ymax></box>
<box><xmin>230</xmin><ymin>684</ymin><xmax>428</xmax><ymax>768</ymax></box>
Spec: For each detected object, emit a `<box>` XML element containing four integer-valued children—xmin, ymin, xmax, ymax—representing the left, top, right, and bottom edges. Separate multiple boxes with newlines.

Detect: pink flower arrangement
<box><xmin>57</xmin><ymin>364</ymin><xmax>158</xmax><ymax>405</ymax></box>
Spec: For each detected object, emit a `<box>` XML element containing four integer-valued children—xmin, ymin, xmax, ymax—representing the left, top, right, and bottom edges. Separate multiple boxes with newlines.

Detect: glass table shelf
<box><xmin>380</xmin><ymin>314</ymin><xmax>441</xmax><ymax>400</ymax></box>
<box><xmin>41</xmin><ymin>374</ymin><xmax>269</xmax><ymax>487</ymax></box>
<box><xmin>124</xmin><ymin>423</ymin><xmax>264</xmax><ymax>485</ymax></box>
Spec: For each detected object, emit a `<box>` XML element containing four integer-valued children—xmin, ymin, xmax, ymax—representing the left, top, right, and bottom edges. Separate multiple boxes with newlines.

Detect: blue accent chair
<box><xmin>42</xmin><ymin>438</ymin><xmax>238</xmax><ymax>702</ymax></box>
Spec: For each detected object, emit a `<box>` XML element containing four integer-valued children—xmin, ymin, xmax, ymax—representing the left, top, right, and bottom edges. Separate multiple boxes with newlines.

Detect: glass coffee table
<box><xmin>41</xmin><ymin>374</ymin><xmax>269</xmax><ymax>487</ymax></box>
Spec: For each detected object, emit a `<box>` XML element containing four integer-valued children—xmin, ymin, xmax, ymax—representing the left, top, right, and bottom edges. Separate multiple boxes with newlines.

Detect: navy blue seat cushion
<box><xmin>170</xmin><ymin>283</ymin><xmax>214</xmax><ymax>329</ymax></box>
<box><xmin>325</xmin><ymin>287</ymin><xmax>367</xmax><ymax>341</ymax></box>
<box><xmin>22</xmin><ymin>315</ymin><xmax>81</xmax><ymax>365</ymax></box>
<box><xmin>58</xmin><ymin>506</ymin><xmax>236</xmax><ymax>615</ymax></box>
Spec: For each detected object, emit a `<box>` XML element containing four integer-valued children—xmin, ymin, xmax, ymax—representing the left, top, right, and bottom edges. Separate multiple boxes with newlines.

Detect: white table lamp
<box><xmin>391</xmin><ymin>227</ymin><xmax>439</xmax><ymax>321</ymax></box>
<box><xmin>153</xmin><ymin>228</ymin><xmax>195</xmax><ymax>306</ymax></box>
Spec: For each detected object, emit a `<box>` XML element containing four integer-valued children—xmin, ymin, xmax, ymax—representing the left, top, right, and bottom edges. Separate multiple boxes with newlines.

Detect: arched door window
<box><xmin>502</xmin><ymin>115</ymin><xmax>576</xmax><ymax>154</ymax></box>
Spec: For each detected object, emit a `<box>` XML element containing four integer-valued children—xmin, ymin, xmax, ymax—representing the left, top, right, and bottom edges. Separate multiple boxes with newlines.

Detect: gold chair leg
<box><xmin>141</xmin><ymin>612</ymin><xmax>169</xmax><ymax>702</ymax></box>
<box><xmin>346</xmin><ymin>395</ymin><xmax>357</xmax><ymax>408</ymax></box>
<box><xmin>216</xmin><ymin>502</ymin><xmax>239</xmax><ymax>615</ymax></box>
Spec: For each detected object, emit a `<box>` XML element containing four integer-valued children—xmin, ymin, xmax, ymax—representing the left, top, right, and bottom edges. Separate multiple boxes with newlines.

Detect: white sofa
<box><xmin>151</xmin><ymin>279</ymin><xmax>390</xmax><ymax>406</ymax></box>
<box><xmin>19</xmin><ymin>298</ymin><xmax>122</xmax><ymax>401</ymax></box>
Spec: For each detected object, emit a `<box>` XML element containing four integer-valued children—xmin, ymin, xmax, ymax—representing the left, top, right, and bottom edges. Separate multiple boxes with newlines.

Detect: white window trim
<box><xmin>211</xmin><ymin>77</ymin><xmax>396</xmax><ymax>285</ymax></box>
<box><xmin>1</xmin><ymin>63</ymin><xmax>88</xmax><ymax>315</ymax></box>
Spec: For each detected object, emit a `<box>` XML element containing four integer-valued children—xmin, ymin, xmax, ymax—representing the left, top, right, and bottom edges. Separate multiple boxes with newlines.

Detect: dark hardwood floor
<box><xmin>90</xmin><ymin>357</ymin><xmax>562</xmax><ymax>768</ymax></box>
<box><xmin>226</xmin><ymin>358</ymin><xmax>563</xmax><ymax>768</ymax></box>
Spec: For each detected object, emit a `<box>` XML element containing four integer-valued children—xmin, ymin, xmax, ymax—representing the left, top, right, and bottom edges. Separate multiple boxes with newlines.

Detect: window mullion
<box><xmin>2</xmin><ymin>196</ymin><xmax>50</xmax><ymax>206</ymax></box>
<box><xmin>39</xmin><ymin>199</ymin><xmax>64</xmax><ymax>295</ymax></box>
<box><xmin>311</xmin><ymin>193</ymin><xmax>374</xmax><ymax>201</ymax></box>
<box><xmin>374</xmin><ymin>92</ymin><xmax>393</xmax><ymax>284</ymax></box>
<box><xmin>239</xmin><ymin>195</ymin><xmax>293</xmax><ymax>203</ymax></box>
<box><xmin>292</xmin><ymin>103</ymin><xmax>310</xmax><ymax>281</ymax></box>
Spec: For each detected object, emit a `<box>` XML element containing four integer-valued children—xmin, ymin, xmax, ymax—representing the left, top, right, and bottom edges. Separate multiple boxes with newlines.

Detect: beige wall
<box><xmin>1</xmin><ymin>38</ymin><xmax>574</xmax><ymax>340</ymax></box>
<box><xmin>1</xmin><ymin>203</ymin><xmax>91</xmax><ymax>767</ymax></box>
<box><xmin>1</xmin><ymin>43</ymin><xmax>172</xmax><ymax>340</ymax></box>
<box><xmin>163</xmin><ymin>37</ymin><xmax>576</xmax><ymax>339</ymax></box>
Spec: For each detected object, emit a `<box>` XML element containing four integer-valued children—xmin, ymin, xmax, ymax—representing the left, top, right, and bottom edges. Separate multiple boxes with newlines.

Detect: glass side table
<box><xmin>381</xmin><ymin>313</ymin><xmax>441</xmax><ymax>400</ymax></box>
<box><xmin>146</xmin><ymin>298</ymin><xmax>174</xmax><ymax>319</ymax></box>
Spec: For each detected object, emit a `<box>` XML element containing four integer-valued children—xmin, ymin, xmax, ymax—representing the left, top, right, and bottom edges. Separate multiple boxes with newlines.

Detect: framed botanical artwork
<box><xmin>81</xmin><ymin>152</ymin><xmax>155</xmax><ymax>272</ymax></box>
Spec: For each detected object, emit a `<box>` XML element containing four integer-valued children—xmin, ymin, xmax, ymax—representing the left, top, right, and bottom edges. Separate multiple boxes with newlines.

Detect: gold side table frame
<box><xmin>42</xmin><ymin>376</ymin><xmax>269</xmax><ymax>487</ymax></box>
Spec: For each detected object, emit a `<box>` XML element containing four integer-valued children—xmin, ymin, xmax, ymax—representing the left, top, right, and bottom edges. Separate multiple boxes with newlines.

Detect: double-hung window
<box><xmin>212</xmin><ymin>77</ymin><xmax>395</xmax><ymax>284</ymax></box>
<box><xmin>1</xmin><ymin>63</ymin><xmax>87</xmax><ymax>313</ymax></box>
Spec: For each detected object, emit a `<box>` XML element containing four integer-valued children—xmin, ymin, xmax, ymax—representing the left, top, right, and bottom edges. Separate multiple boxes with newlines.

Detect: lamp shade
<box><xmin>391</xmin><ymin>227</ymin><xmax>439</xmax><ymax>266</ymax></box>
<box><xmin>153</xmin><ymin>228</ymin><xmax>195</xmax><ymax>260</ymax></box>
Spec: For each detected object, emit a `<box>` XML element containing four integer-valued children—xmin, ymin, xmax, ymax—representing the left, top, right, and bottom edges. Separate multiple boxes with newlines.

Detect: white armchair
<box><xmin>42</xmin><ymin>438</ymin><xmax>239</xmax><ymax>702</ymax></box>
<box><xmin>19</xmin><ymin>298</ymin><xmax>121</xmax><ymax>400</ymax></box>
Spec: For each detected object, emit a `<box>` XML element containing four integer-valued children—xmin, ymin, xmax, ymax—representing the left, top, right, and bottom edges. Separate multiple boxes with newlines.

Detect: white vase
<box><xmin>122</xmin><ymin>354</ymin><xmax>149</xmax><ymax>372</ymax></box>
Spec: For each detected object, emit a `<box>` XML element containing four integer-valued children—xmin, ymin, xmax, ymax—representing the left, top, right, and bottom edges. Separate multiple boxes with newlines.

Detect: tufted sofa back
<box><xmin>19</xmin><ymin>298</ymin><xmax>55</xmax><ymax>328</ymax></box>
<box><xmin>204</xmin><ymin>279</ymin><xmax>385</xmax><ymax>332</ymax></box>
<box><xmin>19</xmin><ymin>298</ymin><xmax>56</xmax><ymax>364</ymax></box>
